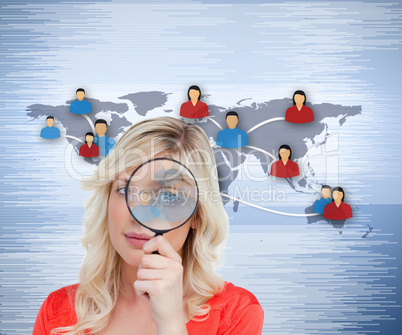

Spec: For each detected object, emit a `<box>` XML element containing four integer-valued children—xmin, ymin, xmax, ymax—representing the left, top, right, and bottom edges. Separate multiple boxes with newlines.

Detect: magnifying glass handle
<box><xmin>152</xmin><ymin>232</ymin><xmax>163</xmax><ymax>255</ymax></box>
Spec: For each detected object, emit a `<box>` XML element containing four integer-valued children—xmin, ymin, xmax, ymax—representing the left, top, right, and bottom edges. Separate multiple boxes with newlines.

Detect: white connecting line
<box><xmin>62</xmin><ymin>113</ymin><xmax>95</xmax><ymax>144</ymax></box>
<box><xmin>209</xmin><ymin>117</ymin><xmax>318</xmax><ymax>217</ymax></box>
<box><xmin>221</xmin><ymin>193</ymin><xmax>319</xmax><ymax>217</ymax></box>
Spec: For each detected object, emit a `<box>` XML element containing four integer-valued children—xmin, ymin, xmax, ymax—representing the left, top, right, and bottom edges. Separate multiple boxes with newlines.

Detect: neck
<box><xmin>282</xmin><ymin>158</ymin><xmax>289</xmax><ymax>165</ymax></box>
<box><xmin>120</xmin><ymin>260</ymin><xmax>140</xmax><ymax>302</ymax></box>
<box><xmin>296</xmin><ymin>104</ymin><xmax>303</xmax><ymax>110</ymax></box>
<box><xmin>191</xmin><ymin>99</ymin><xmax>197</xmax><ymax>105</ymax></box>
<box><xmin>335</xmin><ymin>199</ymin><xmax>342</xmax><ymax>207</ymax></box>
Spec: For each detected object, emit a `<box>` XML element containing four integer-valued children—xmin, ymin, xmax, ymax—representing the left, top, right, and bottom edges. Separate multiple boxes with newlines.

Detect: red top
<box><xmin>270</xmin><ymin>159</ymin><xmax>299</xmax><ymax>178</ymax></box>
<box><xmin>285</xmin><ymin>104</ymin><xmax>314</xmax><ymax>123</ymax></box>
<box><xmin>180</xmin><ymin>100</ymin><xmax>209</xmax><ymax>119</ymax></box>
<box><xmin>33</xmin><ymin>281</ymin><xmax>264</xmax><ymax>335</ymax></box>
<box><xmin>79</xmin><ymin>143</ymin><xmax>100</xmax><ymax>158</ymax></box>
<box><xmin>323</xmin><ymin>201</ymin><xmax>353</xmax><ymax>220</ymax></box>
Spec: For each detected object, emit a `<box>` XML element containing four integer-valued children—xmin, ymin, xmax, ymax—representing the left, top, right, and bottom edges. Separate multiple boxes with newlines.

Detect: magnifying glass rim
<box><xmin>124</xmin><ymin>157</ymin><xmax>200</xmax><ymax>235</ymax></box>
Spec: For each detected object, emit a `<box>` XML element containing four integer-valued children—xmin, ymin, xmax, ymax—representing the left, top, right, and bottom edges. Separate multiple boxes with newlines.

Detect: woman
<box><xmin>179</xmin><ymin>85</ymin><xmax>209</xmax><ymax>120</ymax></box>
<box><xmin>285</xmin><ymin>90</ymin><xmax>314</xmax><ymax>124</ymax></box>
<box><xmin>270</xmin><ymin>144</ymin><xmax>300</xmax><ymax>178</ymax></box>
<box><xmin>33</xmin><ymin>116</ymin><xmax>264</xmax><ymax>334</ymax></box>
<box><xmin>323</xmin><ymin>186</ymin><xmax>353</xmax><ymax>220</ymax></box>
<box><xmin>79</xmin><ymin>132</ymin><xmax>100</xmax><ymax>158</ymax></box>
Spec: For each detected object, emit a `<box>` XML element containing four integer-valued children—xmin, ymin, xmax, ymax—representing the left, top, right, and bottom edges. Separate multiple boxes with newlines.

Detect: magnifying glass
<box><xmin>125</xmin><ymin>158</ymin><xmax>199</xmax><ymax>253</ymax></box>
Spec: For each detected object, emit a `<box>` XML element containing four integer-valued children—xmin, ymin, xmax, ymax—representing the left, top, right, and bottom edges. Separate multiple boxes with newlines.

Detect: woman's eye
<box><xmin>159</xmin><ymin>190</ymin><xmax>181</xmax><ymax>205</ymax></box>
<box><xmin>117</xmin><ymin>186</ymin><xmax>126</xmax><ymax>195</ymax></box>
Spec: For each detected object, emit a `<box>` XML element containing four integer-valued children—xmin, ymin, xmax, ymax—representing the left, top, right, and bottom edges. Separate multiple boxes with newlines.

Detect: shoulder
<box><xmin>286</xmin><ymin>105</ymin><xmax>296</xmax><ymax>111</ymax></box>
<box><xmin>303</xmin><ymin>105</ymin><xmax>313</xmax><ymax>111</ymax></box>
<box><xmin>207</xmin><ymin>282</ymin><xmax>264</xmax><ymax>333</ymax></box>
<box><xmin>42</xmin><ymin>284</ymin><xmax>79</xmax><ymax>320</ymax></box>
<box><xmin>289</xmin><ymin>160</ymin><xmax>299</xmax><ymax>167</ymax></box>
<box><xmin>238</xmin><ymin>128</ymin><xmax>248</xmax><ymax>135</ymax></box>
<box><xmin>34</xmin><ymin>284</ymin><xmax>79</xmax><ymax>333</ymax></box>
<box><xmin>342</xmin><ymin>202</ymin><xmax>352</xmax><ymax>211</ymax></box>
<box><xmin>209</xmin><ymin>282</ymin><xmax>260</xmax><ymax>307</ymax></box>
<box><xmin>218</xmin><ymin>128</ymin><xmax>229</xmax><ymax>135</ymax></box>
<box><xmin>208</xmin><ymin>282</ymin><xmax>263</xmax><ymax>319</ymax></box>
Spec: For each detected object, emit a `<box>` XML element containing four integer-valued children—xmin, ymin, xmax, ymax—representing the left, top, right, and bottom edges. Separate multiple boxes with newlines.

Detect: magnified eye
<box><xmin>159</xmin><ymin>188</ymin><xmax>181</xmax><ymax>205</ymax></box>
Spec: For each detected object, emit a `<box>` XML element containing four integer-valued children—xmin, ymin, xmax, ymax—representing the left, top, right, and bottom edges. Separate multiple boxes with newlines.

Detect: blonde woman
<box><xmin>33</xmin><ymin>116</ymin><xmax>264</xmax><ymax>335</ymax></box>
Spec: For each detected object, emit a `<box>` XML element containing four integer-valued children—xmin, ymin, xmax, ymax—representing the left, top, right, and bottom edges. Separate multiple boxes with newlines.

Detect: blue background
<box><xmin>1</xmin><ymin>1</ymin><xmax>401</xmax><ymax>334</ymax></box>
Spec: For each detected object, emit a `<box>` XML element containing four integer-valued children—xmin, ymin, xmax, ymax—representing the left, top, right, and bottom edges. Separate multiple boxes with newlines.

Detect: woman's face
<box><xmin>294</xmin><ymin>94</ymin><xmax>305</xmax><ymax>105</ymax></box>
<box><xmin>279</xmin><ymin>148</ymin><xmax>290</xmax><ymax>160</ymax></box>
<box><xmin>189</xmin><ymin>89</ymin><xmax>200</xmax><ymax>100</ymax></box>
<box><xmin>108</xmin><ymin>158</ymin><xmax>197</xmax><ymax>267</ymax></box>
<box><xmin>332</xmin><ymin>191</ymin><xmax>343</xmax><ymax>202</ymax></box>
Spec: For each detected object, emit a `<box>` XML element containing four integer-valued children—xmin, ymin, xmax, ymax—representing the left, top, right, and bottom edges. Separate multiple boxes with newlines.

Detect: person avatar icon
<box><xmin>40</xmin><ymin>116</ymin><xmax>61</xmax><ymax>139</ymax></box>
<box><xmin>179</xmin><ymin>85</ymin><xmax>209</xmax><ymax>119</ymax></box>
<box><xmin>216</xmin><ymin>111</ymin><xmax>249</xmax><ymax>148</ymax></box>
<box><xmin>79</xmin><ymin>132</ymin><xmax>100</xmax><ymax>158</ymax></box>
<box><xmin>93</xmin><ymin>119</ymin><xmax>116</xmax><ymax>157</ymax></box>
<box><xmin>285</xmin><ymin>90</ymin><xmax>314</xmax><ymax>124</ymax></box>
<box><xmin>270</xmin><ymin>144</ymin><xmax>300</xmax><ymax>178</ymax></box>
<box><xmin>313</xmin><ymin>185</ymin><xmax>332</xmax><ymax>214</ymax></box>
<box><xmin>323</xmin><ymin>187</ymin><xmax>353</xmax><ymax>220</ymax></box>
<box><xmin>69</xmin><ymin>88</ymin><xmax>92</xmax><ymax>115</ymax></box>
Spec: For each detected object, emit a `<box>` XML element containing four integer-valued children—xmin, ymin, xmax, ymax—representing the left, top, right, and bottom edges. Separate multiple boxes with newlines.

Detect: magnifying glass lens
<box><xmin>125</xmin><ymin>158</ymin><xmax>198</xmax><ymax>233</ymax></box>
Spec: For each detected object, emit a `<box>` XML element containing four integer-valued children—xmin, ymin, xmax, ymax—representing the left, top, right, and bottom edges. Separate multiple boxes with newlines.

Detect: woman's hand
<box><xmin>134</xmin><ymin>235</ymin><xmax>188</xmax><ymax>335</ymax></box>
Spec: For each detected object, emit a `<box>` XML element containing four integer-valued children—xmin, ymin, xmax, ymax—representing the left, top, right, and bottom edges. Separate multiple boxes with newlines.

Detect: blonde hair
<box><xmin>52</xmin><ymin>116</ymin><xmax>229</xmax><ymax>334</ymax></box>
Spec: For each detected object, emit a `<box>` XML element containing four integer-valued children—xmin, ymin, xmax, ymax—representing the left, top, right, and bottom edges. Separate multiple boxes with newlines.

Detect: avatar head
<box><xmin>278</xmin><ymin>144</ymin><xmax>292</xmax><ymax>160</ymax></box>
<box><xmin>293</xmin><ymin>90</ymin><xmax>306</xmax><ymax>106</ymax></box>
<box><xmin>321</xmin><ymin>185</ymin><xmax>331</xmax><ymax>199</ymax></box>
<box><xmin>46</xmin><ymin>116</ymin><xmax>54</xmax><ymax>127</ymax></box>
<box><xmin>225</xmin><ymin>111</ymin><xmax>239</xmax><ymax>129</ymax></box>
<box><xmin>332</xmin><ymin>187</ymin><xmax>345</xmax><ymax>202</ymax></box>
<box><xmin>187</xmin><ymin>85</ymin><xmax>201</xmax><ymax>101</ymax></box>
<box><xmin>95</xmin><ymin>119</ymin><xmax>108</xmax><ymax>136</ymax></box>
<box><xmin>76</xmin><ymin>88</ymin><xmax>85</xmax><ymax>101</ymax></box>
<box><xmin>85</xmin><ymin>132</ymin><xmax>94</xmax><ymax>144</ymax></box>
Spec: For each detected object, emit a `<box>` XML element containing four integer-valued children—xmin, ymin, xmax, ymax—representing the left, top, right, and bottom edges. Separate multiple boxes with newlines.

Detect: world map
<box><xmin>27</xmin><ymin>91</ymin><xmax>362</xmax><ymax>226</ymax></box>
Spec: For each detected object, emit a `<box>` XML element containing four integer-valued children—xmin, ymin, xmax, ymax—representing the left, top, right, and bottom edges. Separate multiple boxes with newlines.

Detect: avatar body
<box><xmin>216</xmin><ymin>111</ymin><xmax>249</xmax><ymax>148</ymax></box>
<box><xmin>270</xmin><ymin>144</ymin><xmax>300</xmax><ymax>178</ymax></box>
<box><xmin>69</xmin><ymin>88</ymin><xmax>92</xmax><ymax>115</ymax></box>
<box><xmin>323</xmin><ymin>187</ymin><xmax>353</xmax><ymax>220</ymax></box>
<box><xmin>285</xmin><ymin>90</ymin><xmax>314</xmax><ymax>124</ymax></box>
<box><xmin>313</xmin><ymin>185</ymin><xmax>332</xmax><ymax>214</ymax></box>
<box><xmin>40</xmin><ymin>116</ymin><xmax>61</xmax><ymax>139</ymax></box>
<box><xmin>179</xmin><ymin>85</ymin><xmax>209</xmax><ymax>119</ymax></box>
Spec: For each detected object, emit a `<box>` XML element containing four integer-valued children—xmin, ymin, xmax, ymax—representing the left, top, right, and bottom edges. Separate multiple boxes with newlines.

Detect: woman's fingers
<box><xmin>137</xmin><ymin>267</ymin><xmax>167</xmax><ymax>281</ymax></box>
<box><xmin>143</xmin><ymin>235</ymin><xmax>182</xmax><ymax>263</ymax></box>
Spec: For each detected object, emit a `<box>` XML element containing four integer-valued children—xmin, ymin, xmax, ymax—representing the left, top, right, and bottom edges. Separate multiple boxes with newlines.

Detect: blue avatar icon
<box><xmin>69</xmin><ymin>88</ymin><xmax>92</xmax><ymax>115</ymax></box>
<box><xmin>93</xmin><ymin>119</ymin><xmax>115</xmax><ymax>157</ymax></box>
<box><xmin>40</xmin><ymin>116</ymin><xmax>61</xmax><ymax>139</ymax></box>
<box><xmin>216</xmin><ymin>111</ymin><xmax>248</xmax><ymax>148</ymax></box>
<box><xmin>313</xmin><ymin>185</ymin><xmax>332</xmax><ymax>214</ymax></box>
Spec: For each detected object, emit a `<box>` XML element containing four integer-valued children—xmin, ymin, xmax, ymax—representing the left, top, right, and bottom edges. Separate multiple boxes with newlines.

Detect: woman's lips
<box><xmin>124</xmin><ymin>232</ymin><xmax>152</xmax><ymax>247</ymax></box>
